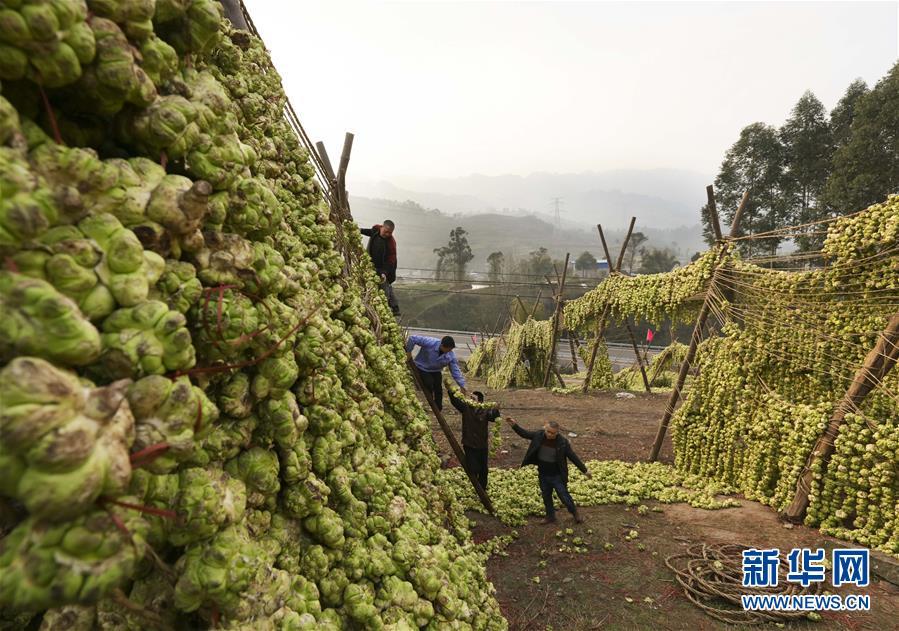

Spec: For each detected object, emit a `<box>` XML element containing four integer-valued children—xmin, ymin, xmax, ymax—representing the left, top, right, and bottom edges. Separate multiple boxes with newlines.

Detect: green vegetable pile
<box><xmin>564</xmin><ymin>251</ymin><xmax>718</xmax><ymax>332</ymax></box>
<box><xmin>466</xmin><ymin>317</ymin><xmax>554</xmax><ymax>389</ymax></box>
<box><xmin>612</xmin><ymin>341</ymin><xmax>687</xmax><ymax>391</ymax></box>
<box><xmin>0</xmin><ymin>2</ymin><xmax>506</xmax><ymax>628</ymax></box>
<box><xmin>440</xmin><ymin>461</ymin><xmax>739</xmax><ymax>527</ymax></box>
<box><xmin>561</xmin><ymin>197</ymin><xmax>899</xmax><ymax>556</ymax></box>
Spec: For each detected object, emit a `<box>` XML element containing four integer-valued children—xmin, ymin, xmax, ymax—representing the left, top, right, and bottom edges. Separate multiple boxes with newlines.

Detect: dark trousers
<box><xmin>418</xmin><ymin>369</ymin><xmax>443</xmax><ymax>410</ymax></box>
<box><xmin>464</xmin><ymin>446</ymin><xmax>489</xmax><ymax>490</ymax></box>
<box><xmin>539</xmin><ymin>472</ymin><xmax>577</xmax><ymax>518</ymax></box>
<box><xmin>381</xmin><ymin>280</ymin><xmax>399</xmax><ymax>314</ymax></box>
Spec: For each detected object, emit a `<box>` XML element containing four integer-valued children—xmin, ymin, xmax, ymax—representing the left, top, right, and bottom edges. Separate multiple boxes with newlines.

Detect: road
<box><xmin>402</xmin><ymin>327</ymin><xmax>660</xmax><ymax>371</ymax></box>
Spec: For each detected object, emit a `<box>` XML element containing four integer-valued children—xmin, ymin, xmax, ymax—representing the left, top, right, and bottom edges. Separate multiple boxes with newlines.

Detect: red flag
<box><xmin>646</xmin><ymin>329</ymin><xmax>654</xmax><ymax>343</ymax></box>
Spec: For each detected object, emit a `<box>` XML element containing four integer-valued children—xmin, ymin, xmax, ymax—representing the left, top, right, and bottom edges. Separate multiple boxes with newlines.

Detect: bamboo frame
<box><xmin>648</xmin><ymin>190</ymin><xmax>748</xmax><ymax>461</ymax></box>
<box><xmin>784</xmin><ymin>312</ymin><xmax>899</xmax><ymax>521</ymax></box>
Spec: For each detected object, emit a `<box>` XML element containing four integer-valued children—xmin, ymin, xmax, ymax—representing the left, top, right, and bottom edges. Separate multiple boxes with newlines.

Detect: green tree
<box><xmin>637</xmin><ymin>248</ymin><xmax>679</xmax><ymax>274</ymax></box>
<box><xmin>624</xmin><ymin>232</ymin><xmax>648</xmax><ymax>273</ymax></box>
<box><xmin>433</xmin><ymin>227</ymin><xmax>473</xmax><ymax>281</ymax></box>
<box><xmin>824</xmin><ymin>62</ymin><xmax>899</xmax><ymax>214</ymax></box>
<box><xmin>433</xmin><ymin>246</ymin><xmax>450</xmax><ymax>280</ymax></box>
<box><xmin>527</xmin><ymin>247</ymin><xmax>554</xmax><ymax>277</ymax></box>
<box><xmin>830</xmin><ymin>78</ymin><xmax>868</xmax><ymax>151</ymax></box>
<box><xmin>487</xmin><ymin>251</ymin><xmax>504</xmax><ymax>282</ymax></box>
<box><xmin>714</xmin><ymin>122</ymin><xmax>788</xmax><ymax>256</ymax></box>
<box><xmin>780</xmin><ymin>91</ymin><xmax>833</xmax><ymax>251</ymax></box>
<box><xmin>575</xmin><ymin>251</ymin><xmax>597</xmax><ymax>277</ymax></box>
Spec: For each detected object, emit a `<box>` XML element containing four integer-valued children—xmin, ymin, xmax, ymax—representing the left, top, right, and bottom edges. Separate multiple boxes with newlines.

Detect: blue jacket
<box><xmin>405</xmin><ymin>335</ymin><xmax>466</xmax><ymax>388</ymax></box>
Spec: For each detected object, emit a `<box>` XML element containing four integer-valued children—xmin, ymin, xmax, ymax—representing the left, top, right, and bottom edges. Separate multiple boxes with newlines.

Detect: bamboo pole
<box><xmin>582</xmin><ymin>221</ymin><xmax>635</xmax><ymax>391</ymax></box>
<box><xmin>315</xmin><ymin>141</ymin><xmax>338</xmax><ymax>185</ymax></box>
<box><xmin>568</xmin><ymin>332</ymin><xmax>579</xmax><ymax>372</ymax></box>
<box><xmin>530</xmin><ymin>290</ymin><xmax>544</xmax><ymax>318</ymax></box>
<box><xmin>616</xmin><ymin>217</ymin><xmax>636</xmax><ymax>272</ymax></box>
<box><xmin>608</xmin><ymin>218</ymin><xmax>650</xmax><ymax>391</ymax></box>
<box><xmin>625</xmin><ymin>321</ymin><xmax>651</xmax><ymax>392</ymax></box>
<box><xmin>582</xmin><ymin>304</ymin><xmax>612</xmax><ymax>392</ymax></box>
<box><xmin>706</xmin><ymin>185</ymin><xmax>723</xmax><ymax>241</ymax></box>
<box><xmin>784</xmin><ymin>312</ymin><xmax>899</xmax><ymax>521</ymax></box>
<box><xmin>553</xmin><ymin>366</ymin><xmax>566</xmax><ymax>388</ymax></box>
<box><xmin>648</xmin><ymin>191</ymin><xmax>747</xmax><ymax>461</ymax></box>
<box><xmin>553</xmin><ymin>263</ymin><xmax>579</xmax><ymax>371</ymax></box>
<box><xmin>336</xmin><ymin>132</ymin><xmax>355</xmax><ymax>209</ymax></box>
<box><xmin>515</xmin><ymin>295</ymin><xmax>528</xmax><ymax>322</ymax></box>
<box><xmin>543</xmin><ymin>253</ymin><xmax>570</xmax><ymax>386</ymax></box>
<box><xmin>406</xmin><ymin>359</ymin><xmax>494</xmax><ymax>513</ymax></box>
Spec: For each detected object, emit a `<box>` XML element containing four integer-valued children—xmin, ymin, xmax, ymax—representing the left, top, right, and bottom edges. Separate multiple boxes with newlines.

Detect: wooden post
<box><xmin>315</xmin><ymin>141</ymin><xmax>338</xmax><ymax>185</ymax></box>
<box><xmin>515</xmin><ymin>295</ymin><xmax>528</xmax><ymax>319</ymax></box>
<box><xmin>609</xmin><ymin>219</ymin><xmax>651</xmax><ymax>391</ymax></box>
<box><xmin>336</xmin><ymin>132</ymin><xmax>354</xmax><ymax>208</ymax></box>
<box><xmin>406</xmin><ymin>359</ymin><xmax>494</xmax><ymax>513</ymax></box>
<box><xmin>553</xmin><ymin>366</ymin><xmax>566</xmax><ymax>388</ymax></box>
<box><xmin>530</xmin><ymin>289</ymin><xmax>543</xmax><ymax>318</ymax></box>
<box><xmin>314</xmin><ymin>141</ymin><xmax>344</xmax><ymax>219</ymax></box>
<box><xmin>706</xmin><ymin>185</ymin><xmax>723</xmax><ymax>241</ymax></box>
<box><xmin>625</xmin><ymin>321</ymin><xmax>651</xmax><ymax>392</ymax></box>
<box><xmin>568</xmin><ymin>333</ymin><xmax>579</xmax><ymax>372</ymax></box>
<box><xmin>582</xmin><ymin>304</ymin><xmax>612</xmax><ymax>392</ymax></box>
<box><xmin>553</xmin><ymin>264</ymin><xmax>580</xmax><ymax>371</ymax></box>
<box><xmin>582</xmin><ymin>221</ymin><xmax>636</xmax><ymax>391</ymax></box>
<box><xmin>729</xmin><ymin>191</ymin><xmax>748</xmax><ymax>241</ymax></box>
<box><xmin>543</xmin><ymin>253</ymin><xmax>571</xmax><ymax>386</ymax></box>
<box><xmin>647</xmin><ymin>347</ymin><xmax>668</xmax><ymax>388</ymax></box>
<box><xmin>616</xmin><ymin>217</ymin><xmax>636</xmax><ymax>272</ymax></box>
<box><xmin>648</xmin><ymin>192</ymin><xmax>747</xmax><ymax>461</ymax></box>
<box><xmin>784</xmin><ymin>312</ymin><xmax>899</xmax><ymax>521</ymax></box>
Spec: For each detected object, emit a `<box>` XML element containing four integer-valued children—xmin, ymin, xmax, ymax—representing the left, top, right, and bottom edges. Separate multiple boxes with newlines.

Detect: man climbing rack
<box><xmin>360</xmin><ymin>220</ymin><xmax>400</xmax><ymax>315</ymax></box>
<box><xmin>449</xmin><ymin>388</ymin><xmax>501</xmax><ymax>490</ymax></box>
<box><xmin>405</xmin><ymin>335</ymin><xmax>467</xmax><ymax>410</ymax></box>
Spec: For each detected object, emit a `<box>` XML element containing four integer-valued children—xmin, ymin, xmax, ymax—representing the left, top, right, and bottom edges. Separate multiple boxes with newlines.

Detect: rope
<box><xmin>728</xmin><ymin>206</ymin><xmax>871</xmax><ymax>242</ymax></box>
<box><xmin>664</xmin><ymin>542</ymin><xmax>824</xmax><ymax>625</ymax></box>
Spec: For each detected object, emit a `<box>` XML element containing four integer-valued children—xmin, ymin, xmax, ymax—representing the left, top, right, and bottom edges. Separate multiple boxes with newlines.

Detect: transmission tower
<box><xmin>550</xmin><ymin>197</ymin><xmax>564</xmax><ymax>229</ymax></box>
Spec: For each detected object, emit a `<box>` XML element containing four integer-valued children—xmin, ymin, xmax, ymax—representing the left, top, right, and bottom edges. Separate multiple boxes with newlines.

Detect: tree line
<box><xmin>704</xmin><ymin>62</ymin><xmax>899</xmax><ymax>257</ymax></box>
<box><xmin>432</xmin><ymin>227</ymin><xmax>679</xmax><ymax>283</ymax></box>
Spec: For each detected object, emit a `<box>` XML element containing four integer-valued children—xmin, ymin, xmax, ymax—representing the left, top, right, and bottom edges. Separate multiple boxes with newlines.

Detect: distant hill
<box><xmin>351</xmin><ymin>168</ymin><xmax>713</xmax><ymax>230</ymax></box>
<box><xmin>351</xmin><ymin>196</ymin><xmax>708</xmax><ymax>275</ymax></box>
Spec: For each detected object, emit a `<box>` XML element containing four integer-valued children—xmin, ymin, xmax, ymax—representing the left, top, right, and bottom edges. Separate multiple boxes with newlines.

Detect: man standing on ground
<box><xmin>449</xmin><ymin>389</ymin><xmax>500</xmax><ymax>490</ymax></box>
<box><xmin>405</xmin><ymin>335</ymin><xmax>467</xmax><ymax>410</ymax></box>
<box><xmin>505</xmin><ymin>417</ymin><xmax>591</xmax><ymax>524</ymax></box>
<box><xmin>360</xmin><ymin>220</ymin><xmax>400</xmax><ymax>315</ymax></box>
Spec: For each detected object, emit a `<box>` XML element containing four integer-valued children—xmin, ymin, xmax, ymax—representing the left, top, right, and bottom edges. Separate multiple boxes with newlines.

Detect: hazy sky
<box><xmin>250</xmin><ymin>1</ymin><xmax>898</xmax><ymax>183</ymax></box>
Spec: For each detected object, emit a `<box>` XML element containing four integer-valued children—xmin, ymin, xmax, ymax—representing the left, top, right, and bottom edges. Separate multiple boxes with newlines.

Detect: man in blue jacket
<box><xmin>505</xmin><ymin>416</ymin><xmax>591</xmax><ymax>524</ymax></box>
<box><xmin>405</xmin><ymin>335</ymin><xmax>467</xmax><ymax>410</ymax></box>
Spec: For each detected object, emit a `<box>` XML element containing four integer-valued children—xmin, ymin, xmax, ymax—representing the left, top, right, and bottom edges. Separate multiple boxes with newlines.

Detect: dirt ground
<box><xmin>421</xmin><ymin>380</ymin><xmax>899</xmax><ymax>631</ymax></box>
<box><xmin>431</xmin><ymin>380</ymin><xmax>675</xmax><ymax>467</ymax></box>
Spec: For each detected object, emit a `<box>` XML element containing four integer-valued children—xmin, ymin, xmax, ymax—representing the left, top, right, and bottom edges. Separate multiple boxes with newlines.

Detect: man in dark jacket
<box><xmin>360</xmin><ymin>220</ymin><xmax>399</xmax><ymax>315</ymax></box>
<box><xmin>449</xmin><ymin>389</ymin><xmax>500</xmax><ymax>490</ymax></box>
<box><xmin>505</xmin><ymin>417</ymin><xmax>591</xmax><ymax>524</ymax></box>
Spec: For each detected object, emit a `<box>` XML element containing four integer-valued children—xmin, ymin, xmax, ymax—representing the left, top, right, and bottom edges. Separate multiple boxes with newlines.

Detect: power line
<box><xmin>395</xmin><ymin>286</ymin><xmax>545</xmax><ymax>299</ymax></box>
<box><xmin>396</xmin><ymin>266</ymin><xmax>606</xmax><ymax>280</ymax></box>
<box><xmin>394</xmin><ymin>276</ymin><xmax>604</xmax><ymax>289</ymax></box>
